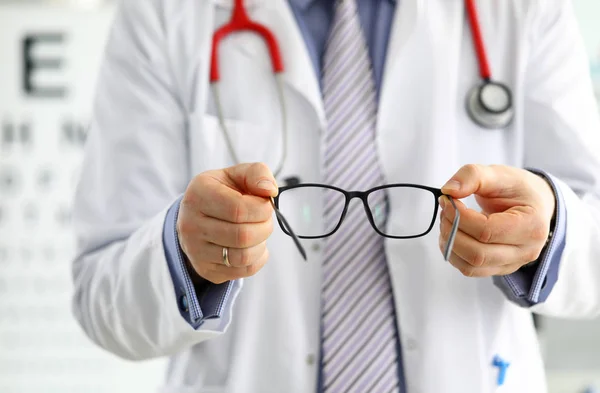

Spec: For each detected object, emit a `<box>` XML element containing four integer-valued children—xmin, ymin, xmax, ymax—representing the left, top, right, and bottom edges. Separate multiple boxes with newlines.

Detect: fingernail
<box><xmin>257</xmin><ymin>180</ymin><xmax>276</xmax><ymax>192</ymax></box>
<box><xmin>438</xmin><ymin>196</ymin><xmax>446</xmax><ymax>209</ymax></box>
<box><xmin>442</xmin><ymin>180</ymin><xmax>461</xmax><ymax>191</ymax></box>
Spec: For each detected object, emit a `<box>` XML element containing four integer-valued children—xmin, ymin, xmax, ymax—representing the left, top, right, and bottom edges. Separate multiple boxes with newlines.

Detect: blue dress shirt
<box><xmin>163</xmin><ymin>0</ymin><xmax>566</xmax><ymax>341</ymax></box>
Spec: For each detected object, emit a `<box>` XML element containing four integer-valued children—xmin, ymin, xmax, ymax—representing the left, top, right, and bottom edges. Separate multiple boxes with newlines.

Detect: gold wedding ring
<box><xmin>222</xmin><ymin>247</ymin><xmax>231</xmax><ymax>267</ymax></box>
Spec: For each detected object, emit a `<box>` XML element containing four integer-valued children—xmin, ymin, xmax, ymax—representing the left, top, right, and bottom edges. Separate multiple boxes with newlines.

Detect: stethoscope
<box><xmin>209</xmin><ymin>0</ymin><xmax>514</xmax><ymax>178</ymax></box>
<box><xmin>464</xmin><ymin>0</ymin><xmax>514</xmax><ymax>129</ymax></box>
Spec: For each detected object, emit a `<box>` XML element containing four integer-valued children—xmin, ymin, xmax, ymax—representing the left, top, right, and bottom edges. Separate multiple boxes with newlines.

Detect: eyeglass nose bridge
<box><xmin>346</xmin><ymin>190</ymin><xmax>366</xmax><ymax>199</ymax></box>
<box><xmin>336</xmin><ymin>190</ymin><xmax>376</xmax><ymax>229</ymax></box>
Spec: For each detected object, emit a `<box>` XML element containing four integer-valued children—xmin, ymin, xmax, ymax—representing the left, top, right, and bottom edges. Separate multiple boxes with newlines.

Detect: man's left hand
<box><xmin>439</xmin><ymin>164</ymin><xmax>556</xmax><ymax>277</ymax></box>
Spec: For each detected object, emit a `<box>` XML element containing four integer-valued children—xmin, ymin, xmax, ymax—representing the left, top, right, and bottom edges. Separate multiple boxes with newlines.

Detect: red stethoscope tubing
<box><xmin>465</xmin><ymin>0</ymin><xmax>492</xmax><ymax>81</ymax></box>
<box><xmin>210</xmin><ymin>0</ymin><xmax>284</xmax><ymax>83</ymax></box>
<box><xmin>210</xmin><ymin>0</ymin><xmax>491</xmax><ymax>83</ymax></box>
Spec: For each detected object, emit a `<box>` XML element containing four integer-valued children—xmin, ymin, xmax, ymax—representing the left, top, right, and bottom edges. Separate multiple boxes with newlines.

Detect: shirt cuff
<box><xmin>493</xmin><ymin>169</ymin><xmax>566</xmax><ymax>307</ymax></box>
<box><xmin>162</xmin><ymin>195</ymin><xmax>234</xmax><ymax>329</ymax></box>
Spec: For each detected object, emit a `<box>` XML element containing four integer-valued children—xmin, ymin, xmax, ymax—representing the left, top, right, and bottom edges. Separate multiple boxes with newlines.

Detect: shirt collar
<box><xmin>290</xmin><ymin>0</ymin><xmax>397</xmax><ymax>12</ymax></box>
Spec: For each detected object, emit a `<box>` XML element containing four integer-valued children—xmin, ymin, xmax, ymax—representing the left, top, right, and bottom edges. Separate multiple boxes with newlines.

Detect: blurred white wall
<box><xmin>542</xmin><ymin>2</ymin><xmax>600</xmax><ymax>392</ymax></box>
<box><xmin>574</xmin><ymin>0</ymin><xmax>600</xmax><ymax>110</ymax></box>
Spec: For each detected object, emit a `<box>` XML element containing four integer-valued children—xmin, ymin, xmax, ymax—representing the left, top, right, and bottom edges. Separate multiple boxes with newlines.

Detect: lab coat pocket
<box><xmin>187</xmin><ymin>113</ymin><xmax>281</xmax><ymax>175</ymax></box>
<box><xmin>484</xmin><ymin>307</ymin><xmax>545</xmax><ymax>393</ymax></box>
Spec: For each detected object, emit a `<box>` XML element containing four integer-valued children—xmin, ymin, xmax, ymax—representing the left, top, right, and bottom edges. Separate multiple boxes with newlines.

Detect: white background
<box><xmin>0</xmin><ymin>1</ymin><xmax>598</xmax><ymax>393</ymax></box>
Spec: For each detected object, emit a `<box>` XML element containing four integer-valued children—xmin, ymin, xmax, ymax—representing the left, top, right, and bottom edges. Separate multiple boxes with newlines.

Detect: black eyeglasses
<box><xmin>271</xmin><ymin>183</ymin><xmax>460</xmax><ymax>261</ymax></box>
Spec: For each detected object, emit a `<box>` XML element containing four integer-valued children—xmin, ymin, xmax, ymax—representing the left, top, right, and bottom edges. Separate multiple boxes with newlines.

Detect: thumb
<box><xmin>441</xmin><ymin>164</ymin><xmax>524</xmax><ymax>200</ymax></box>
<box><xmin>223</xmin><ymin>162</ymin><xmax>278</xmax><ymax>197</ymax></box>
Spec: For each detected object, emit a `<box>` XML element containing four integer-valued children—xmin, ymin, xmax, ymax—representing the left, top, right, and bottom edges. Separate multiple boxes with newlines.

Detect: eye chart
<box><xmin>0</xmin><ymin>4</ymin><xmax>166</xmax><ymax>393</ymax></box>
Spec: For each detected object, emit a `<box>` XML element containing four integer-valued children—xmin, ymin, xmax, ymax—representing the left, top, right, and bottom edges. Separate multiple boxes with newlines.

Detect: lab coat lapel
<box><xmin>379</xmin><ymin>0</ymin><xmax>421</xmax><ymax>114</ymax></box>
<box><xmin>376</xmin><ymin>0</ymin><xmax>423</xmax><ymax>183</ymax></box>
<box><xmin>262</xmin><ymin>0</ymin><xmax>326</xmax><ymax>128</ymax></box>
<box><xmin>377</xmin><ymin>0</ymin><xmax>466</xmax><ymax>186</ymax></box>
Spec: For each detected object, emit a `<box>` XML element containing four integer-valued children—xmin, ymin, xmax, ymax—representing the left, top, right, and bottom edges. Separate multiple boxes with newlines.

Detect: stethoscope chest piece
<box><xmin>466</xmin><ymin>81</ymin><xmax>514</xmax><ymax>129</ymax></box>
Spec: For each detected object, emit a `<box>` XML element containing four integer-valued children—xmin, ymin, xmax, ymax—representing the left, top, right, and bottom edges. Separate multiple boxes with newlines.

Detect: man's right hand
<box><xmin>177</xmin><ymin>163</ymin><xmax>278</xmax><ymax>284</ymax></box>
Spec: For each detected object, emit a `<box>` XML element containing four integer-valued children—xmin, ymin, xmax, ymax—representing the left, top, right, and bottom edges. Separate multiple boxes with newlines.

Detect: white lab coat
<box><xmin>72</xmin><ymin>0</ymin><xmax>600</xmax><ymax>392</ymax></box>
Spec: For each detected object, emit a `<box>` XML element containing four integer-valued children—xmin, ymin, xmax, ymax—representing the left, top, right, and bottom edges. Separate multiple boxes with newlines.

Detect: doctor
<box><xmin>72</xmin><ymin>0</ymin><xmax>600</xmax><ymax>392</ymax></box>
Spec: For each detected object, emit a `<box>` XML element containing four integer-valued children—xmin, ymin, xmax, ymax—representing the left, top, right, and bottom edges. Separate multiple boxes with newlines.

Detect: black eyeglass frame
<box><xmin>273</xmin><ymin>183</ymin><xmax>460</xmax><ymax>261</ymax></box>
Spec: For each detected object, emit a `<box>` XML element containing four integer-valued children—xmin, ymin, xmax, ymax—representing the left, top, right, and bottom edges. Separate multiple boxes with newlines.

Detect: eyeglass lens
<box><xmin>366</xmin><ymin>187</ymin><xmax>437</xmax><ymax>237</ymax></box>
<box><xmin>269</xmin><ymin>197</ymin><xmax>307</xmax><ymax>260</ymax></box>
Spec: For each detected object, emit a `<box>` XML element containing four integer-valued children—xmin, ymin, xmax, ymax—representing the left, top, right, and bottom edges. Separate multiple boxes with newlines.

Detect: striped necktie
<box><xmin>320</xmin><ymin>0</ymin><xmax>402</xmax><ymax>392</ymax></box>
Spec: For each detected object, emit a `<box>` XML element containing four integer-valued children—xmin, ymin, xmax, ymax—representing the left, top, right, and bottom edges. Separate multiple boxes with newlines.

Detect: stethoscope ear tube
<box><xmin>211</xmin><ymin>73</ymin><xmax>288</xmax><ymax>179</ymax></box>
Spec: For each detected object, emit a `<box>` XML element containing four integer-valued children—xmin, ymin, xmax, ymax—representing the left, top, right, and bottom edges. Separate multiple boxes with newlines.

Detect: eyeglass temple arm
<box><xmin>270</xmin><ymin>197</ymin><xmax>307</xmax><ymax>261</ymax></box>
<box><xmin>443</xmin><ymin>196</ymin><xmax>461</xmax><ymax>261</ymax></box>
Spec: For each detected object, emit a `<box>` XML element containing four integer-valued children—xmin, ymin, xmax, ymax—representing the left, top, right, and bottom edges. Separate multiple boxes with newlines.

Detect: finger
<box><xmin>195</xmin><ymin>215</ymin><xmax>274</xmax><ymax>248</ymax></box>
<box><xmin>439</xmin><ymin>214</ymin><xmax>525</xmax><ymax>267</ymax></box>
<box><xmin>439</xmin><ymin>195</ymin><xmax>541</xmax><ymax>246</ymax></box>
<box><xmin>441</xmin><ymin>164</ymin><xmax>527</xmax><ymax>201</ymax></box>
<box><xmin>184</xmin><ymin>179</ymin><xmax>273</xmax><ymax>223</ymax></box>
<box><xmin>446</xmin><ymin>252</ymin><xmax>522</xmax><ymax>278</ymax></box>
<box><xmin>224</xmin><ymin>162</ymin><xmax>278</xmax><ymax>197</ymax></box>
<box><xmin>201</xmin><ymin>247</ymin><xmax>270</xmax><ymax>284</ymax></box>
<box><xmin>189</xmin><ymin>241</ymin><xmax>267</xmax><ymax>268</ymax></box>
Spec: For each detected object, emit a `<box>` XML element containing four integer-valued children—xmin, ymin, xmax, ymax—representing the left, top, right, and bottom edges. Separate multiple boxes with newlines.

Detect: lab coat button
<box><xmin>311</xmin><ymin>243</ymin><xmax>321</xmax><ymax>252</ymax></box>
<box><xmin>306</xmin><ymin>354</ymin><xmax>316</xmax><ymax>365</ymax></box>
<box><xmin>405</xmin><ymin>339</ymin><xmax>418</xmax><ymax>350</ymax></box>
<box><xmin>179</xmin><ymin>294</ymin><xmax>189</xmax><ymax>312</ymax></box>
